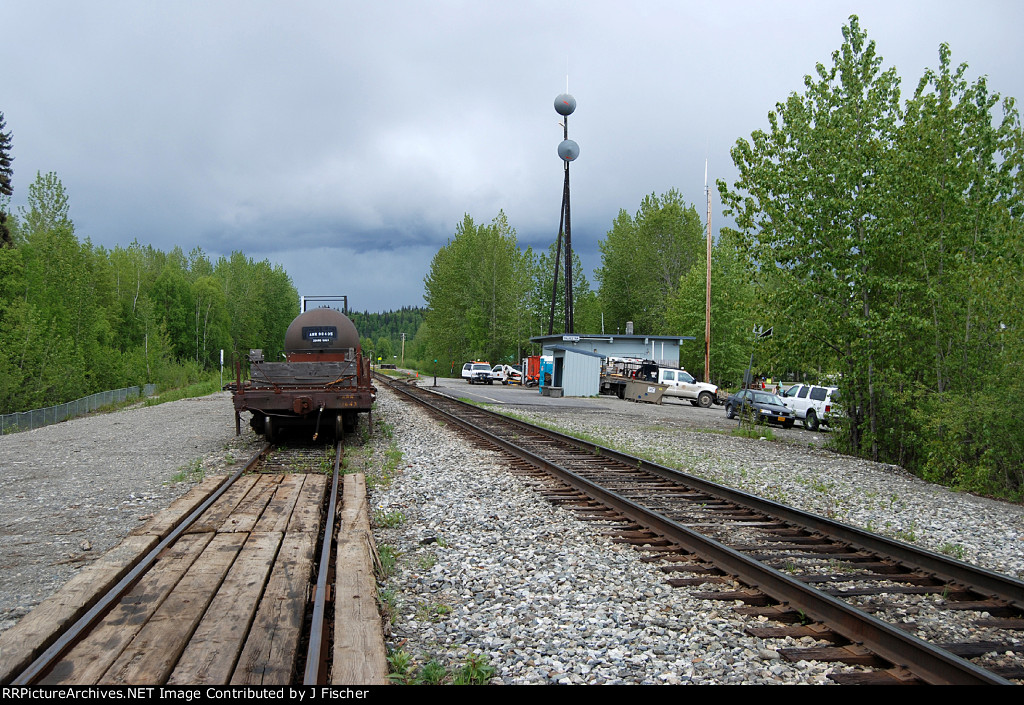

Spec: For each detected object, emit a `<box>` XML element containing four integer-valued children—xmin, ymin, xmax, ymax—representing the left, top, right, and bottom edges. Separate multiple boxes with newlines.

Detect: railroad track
<box><xmin>378</xmin><ymin>373</ymin><xmax>1024</xmax><ymax>685</ymax></box>
<box><xmin>2</xmin><ymin>443</ymin><xmax>349</xmax><ymax>686</ymax></box>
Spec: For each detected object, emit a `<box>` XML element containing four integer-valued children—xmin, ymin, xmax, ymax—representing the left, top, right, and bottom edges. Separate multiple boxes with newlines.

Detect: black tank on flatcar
<box><xmin>231</xmin><ymin>307</ymin><xmax>376</xmax><ymax>441</ymax></box>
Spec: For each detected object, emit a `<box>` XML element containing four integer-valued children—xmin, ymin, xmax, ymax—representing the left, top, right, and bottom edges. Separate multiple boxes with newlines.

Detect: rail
<box><xmin>378</xmin><ymin>374</ymin><xmax>1022</xmax><ymax>685</ymax></box>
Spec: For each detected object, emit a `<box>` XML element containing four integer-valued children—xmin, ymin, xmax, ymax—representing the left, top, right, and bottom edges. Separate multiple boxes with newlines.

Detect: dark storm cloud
<box><xmin>3</xmin><ymin>1</ymin><xmax>1023</xmax><ymax>311</ymax></box>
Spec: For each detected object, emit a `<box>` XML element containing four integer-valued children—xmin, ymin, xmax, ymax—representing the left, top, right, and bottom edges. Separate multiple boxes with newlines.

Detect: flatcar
<box><xmin>231</xmin><ymin>306</ymin><xmax>376</xmax><ymax>441</ymax></box>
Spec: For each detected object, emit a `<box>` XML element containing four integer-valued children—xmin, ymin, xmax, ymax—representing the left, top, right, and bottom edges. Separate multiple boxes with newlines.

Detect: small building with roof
<box><xmin>530</xmin><ymin>332</ymin><xmax>696</xmax><ymax>397</ymax></box>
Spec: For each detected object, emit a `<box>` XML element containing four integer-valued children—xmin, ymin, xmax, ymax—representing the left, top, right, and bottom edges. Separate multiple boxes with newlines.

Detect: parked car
<box><xmin>461</xmin><ymin>361</ymin><xmax>493</xmax><ymax>384</ymax></box>
<box><xmin>781</xmin><ymin>384</ymin><xmax>839</xmax><ymax>431</ymax></box>
<box><xmin>724</xmin><ymin>389</ymin><xmax>795</xmax><ymax>428</ymax></box>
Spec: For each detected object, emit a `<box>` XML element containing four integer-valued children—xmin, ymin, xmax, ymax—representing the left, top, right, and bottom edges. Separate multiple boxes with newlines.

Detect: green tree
<box><xmin>665</xmin><ymin>227</ymin><xmax>760</xmax><ymax>387</ymax></box>
<box><xmin>532</xmin><ymin>241</ymin><xmax>599</xmax><ymax>339</ymax></box>
<box><xmin>423</xmin><ymin>212</ymin><xmax>533</xmax><ymax>369</ymax></box>
<box><xmin>719</xmin><ymin>16</ymin><xmax>1024</xmax><ymax>497</ymax></box>
<box><xmin>881</xmin><ymin>43</ymin><xmax>1024</xmax><ymax>490</ymax></box>
<box><xmin>375</xmin><ymin>336</ymin><xmax>394</xmax><ymax>362</ymax></box>
<box><xmin>720</xmin><ymin>16</ymin><xmax>902</xmax><ymax>457</ymax></box>
<box><xmin>595</xmin><ymin>189</ymin><xmax>704</xmax><ymax>335</ymax></box>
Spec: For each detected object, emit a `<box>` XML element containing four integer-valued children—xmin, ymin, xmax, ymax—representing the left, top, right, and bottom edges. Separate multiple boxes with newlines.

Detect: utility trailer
<box><xmin>600</xmin><ymin>358</ymin><xmax>720</xmax><ymax>407</ymax></box>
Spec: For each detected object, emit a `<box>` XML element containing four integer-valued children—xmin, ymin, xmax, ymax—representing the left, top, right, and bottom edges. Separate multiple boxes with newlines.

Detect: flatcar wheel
<box><xmin>264</xmin><ymin>416</ymin><xmax>275</xmax><ymax>443</ymax></box>
<box><xmin>335</xmin><ymin>414</ymin><xmax>344</xmax><ymax>440</ymax></box>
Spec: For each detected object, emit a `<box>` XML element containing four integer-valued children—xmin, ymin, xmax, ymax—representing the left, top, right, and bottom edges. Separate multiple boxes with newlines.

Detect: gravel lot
<box><xmin>0</xmin><ymin>392</ymin><xmax>260</xmax><ymax>634</ymax></box>
<box><xmin>1</xmin><ymin>383</ymin><xmax>1021</xmax><ymax>684</ymax></box>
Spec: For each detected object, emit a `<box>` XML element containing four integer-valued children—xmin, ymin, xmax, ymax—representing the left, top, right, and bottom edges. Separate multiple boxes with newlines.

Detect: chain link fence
<box><xmin>0</xmin><ymin>384</ymin><xmax>158</xmax><ymax>435</ymax></box>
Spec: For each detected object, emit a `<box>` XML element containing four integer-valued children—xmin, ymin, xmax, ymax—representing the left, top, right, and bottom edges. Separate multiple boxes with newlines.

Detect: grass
<box><xmin>170</xmin><ymin>457</ymin><xmax>205</xmax><ymax>484</ymax></box>
<box><xmin>386</xmin><ymin>649</ymin><xmax>496</xmax><ymax>685</ymax></box>
<box><xmin>730</xmin><ymin>423</ymin><xmax>776</xmax><ymax>441</ymax></box>
<box><xmin>373</xmin><ymin>509</ymin><xmax>406</xmax><ymax>528</ymax></box>
<box><xmin>144</xmin><ymin>376</ymin><xmax>223</xmax><ymax>407</ymax></box>
<box><xmin>937</xmin><ymin>542</ymin><xmax>966</xmax><ymax>560</ymax></box>
<box><xmin>378</xmin><ymin>545</ymin><xmax>399</xmax><ymax>577</ymax></box>
<box><xmin>378</xmin><ymin>588</ymin><xmax>399</xmax><ymax>625</ymax></box>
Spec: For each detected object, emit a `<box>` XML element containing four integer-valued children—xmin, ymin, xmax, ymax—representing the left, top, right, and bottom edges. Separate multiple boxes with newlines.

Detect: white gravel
<box><xmin>2</xmin><ymin>385</ymin><xmax>1022</xmax><ymax>685</ymax></box>
<box><xmin>369</xmin><ymin>385</ymin><xmax>1024</xmax><ymax>684</ymax></box>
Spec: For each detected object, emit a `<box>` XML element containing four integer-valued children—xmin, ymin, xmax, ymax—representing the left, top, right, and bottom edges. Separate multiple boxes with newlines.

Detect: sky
<box><xmin>3</xmin><ymin>1</ymin><xmax>1022</xmax><ymax>313</ymax></box>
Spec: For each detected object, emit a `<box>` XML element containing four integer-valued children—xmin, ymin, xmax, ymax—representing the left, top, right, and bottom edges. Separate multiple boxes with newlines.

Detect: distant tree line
<box><xmin>349</xmin><ymin>307</ymin><xmax>425</xmax><ymax>365</ymax></box>
<box><xmin>0</xmin><ymin>164</ymin><xmax>297</xmax><ymax>414</ymax></box>
<box><xmin>418</xmin><ymin>17</ymin><xmax>1023</xmax><ymax>499</ymax></box>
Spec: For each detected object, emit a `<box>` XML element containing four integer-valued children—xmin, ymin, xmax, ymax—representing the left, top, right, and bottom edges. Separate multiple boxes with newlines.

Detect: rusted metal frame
<box><xmin>239</xmin><ymin>390</ymin><xmax>375</xmax><ymax>413</ymax></box>
<box><xmin>385</xmin><ymin>384</ymin><xmax>1012</xmax><ymax>685</ymax></box>
<box><xmin>12</xmin><ymin>443</ymin><xmax>272</xmax><ymax>685</ymax></box>
<box><xmin>249</xmin><ymin>361</ymin><xmax>284</xmax><ymax>393</ymax></box>
<box><xmin>434</xmin><ymin>396</ymin><xmax>1024</xmax><ymax>612</ymax></box>
<box><xmin>304</xmin><ymin>441</ymin><xmax>342</xmax><ymax>685</ymax></box>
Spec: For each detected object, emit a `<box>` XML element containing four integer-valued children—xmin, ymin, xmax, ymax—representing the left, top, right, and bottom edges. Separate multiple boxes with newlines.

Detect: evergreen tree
<box><xmin>0</xmin><ymin>111</ymin><xmax>13</xmax><ymax>248</ymax></box>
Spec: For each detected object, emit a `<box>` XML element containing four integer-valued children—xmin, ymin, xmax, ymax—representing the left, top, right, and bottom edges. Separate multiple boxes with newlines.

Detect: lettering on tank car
<box><xmin>302</xmin><ymin>326</ymin><xmax>338</xmax><ymax>346</ymax></box>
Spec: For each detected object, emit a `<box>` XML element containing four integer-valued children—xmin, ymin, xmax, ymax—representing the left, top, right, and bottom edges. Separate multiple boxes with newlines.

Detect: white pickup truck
<box><xmin>602</xmin><ymin>359</ymin><xmax>719</xmax><ymax>408</ymax></box>
<box><xmin>656</xmin><ymin>367</ymin><xmax>720</xmax><ymax>408</ymax></box>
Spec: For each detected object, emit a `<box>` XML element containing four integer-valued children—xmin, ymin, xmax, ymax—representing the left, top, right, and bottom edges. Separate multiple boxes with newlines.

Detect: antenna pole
<box><xmin>705</xmin><ymin>160</ymin><xmax>712</xmax><ymax>384</ymax></box>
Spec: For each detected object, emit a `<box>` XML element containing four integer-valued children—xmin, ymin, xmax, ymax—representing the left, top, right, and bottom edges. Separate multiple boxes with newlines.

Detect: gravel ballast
<box><xmin>1</xmin><ymin>385</ymin><xmax>1022</xmax><ymax>684</ymax></box>
<box><xmin>370</xmin><ymin>384</ymin><xmax>1024</xmax><ymax>684</ymax></box>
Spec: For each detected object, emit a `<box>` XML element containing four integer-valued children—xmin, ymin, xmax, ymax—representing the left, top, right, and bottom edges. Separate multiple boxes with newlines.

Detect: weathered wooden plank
<box><xmin>230</xmin><ymin>532</ymin><xmax>317</xmax><ymax>685</ymax></box>
<box><xmin>0</xmin><ymin>534</ymin><xmax>159</xmax><ymax>684</ymax></box>
<box><xmin>332</xmin><ymin>474</ymin><xmax>387</xmax><ymax>685</ymax></box>
<box><xmin>38</xmin><ymin>532</ymin><xmax>217</xmax><ymax>685</ymax></box>
<box><xmin>98</xmin><ymin>532</ymin><xmax>246</xmax><ymax>684</ymax></box>
<box><xmin>185</xmin><ymin>476</ymin><xmax>259</xmax><ymax>534</ymax></box>
<box><xmin>131</xmin><ymin>475</ymin><xmax>229</xmax><ymax>538</ymax></box>
<box><xmin>252</xmin><ymin>474</ymin><xmax>306</xmax><ymax>533</ymax></box>
<box><xmin>288</xmin><ymin>474</ymin><xmax>327</xmax><ymax>534</ymax></box>
<box><xmin>167</xmin><ymin>532</ymin><xmax>283</xmax><ymax>685</ymax></box>
<box><xmin>220</xmin><ymin>475</ymin><xmax>283</xmax><ymax>533</ymax></box>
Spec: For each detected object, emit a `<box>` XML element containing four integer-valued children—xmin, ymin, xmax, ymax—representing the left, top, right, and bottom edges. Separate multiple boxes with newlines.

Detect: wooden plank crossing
<box><xmin>35</xmin><ymin>473</ymin><xmax>327</xmax><ymax>686</ymax></box>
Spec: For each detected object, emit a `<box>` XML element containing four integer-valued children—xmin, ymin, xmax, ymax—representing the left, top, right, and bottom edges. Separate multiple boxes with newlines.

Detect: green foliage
<box><xmin>386</xmin><ymin>647</ymin><xmax>413</xmax><ymax>683</ymax></box>
<box><xmin>453</xmin><ymin>653</ymin><xmax>497</xmax><ymax>685</ymax></box>
<box><xmin>378</xmin><ymin>544</ymin><xmax>399</xmax><ymax>577</ymax></box>
<box><xmin>385</xmin><ymin>650</ymin><xmax>491</xmax><ymax>686</ymax></box>
<box><xmin>718</xmin><ymin>16</ymin><xmax>1024</xmax><ymax>497</ymax></box>
<box><xmin>349</xmin><ymin>307</ymin><xmax>424</xmax><ymax>365</ymax></box>
<box><xmin>373</xmin><ymin>509</ymin><xmax>406</xmax><ymax>528</ymax></box>
<box><xmin>665</xmin><ymin>227</ymin><xmax>759</xmax><ymax>386</ymax></box>
<box><xmin>422</xmin><ymin>211</ymin><xmax>534</xmax><ymax>370</ymax></box>
<box><xmin>0</xmin><ymin>111</ymin><xmax>13</xmax><ymax>248</ymax></box>
<box><xmin>595</xmin><ymin>189</ymin><xmax>705</xmax><ymax>335</ymax></box>
<box><xmin>0</xmin><ymin>173</ymin><xmax>299</xmax><ymax>415</ymax></box>
<box><xmin>532</xmin><ymin>240</ymin><xmax>600</xmax><ymax>336</ymax></box>
<box><xmin>171</xmin><ymin>457</ymin><xmax>206</xmax><ymax>484</ymax></box>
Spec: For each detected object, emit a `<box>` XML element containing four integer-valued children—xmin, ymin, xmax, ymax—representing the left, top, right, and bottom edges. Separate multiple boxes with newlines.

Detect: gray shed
<box><xmin>545</xmin><ymin>345</ymin><xmax>603</xmax><ymax>397</ymax></box>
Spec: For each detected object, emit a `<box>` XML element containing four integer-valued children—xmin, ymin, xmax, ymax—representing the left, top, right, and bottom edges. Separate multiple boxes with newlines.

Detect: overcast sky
<box><xmin>4</xmin><ymin>1</ymin><xmax>1022</xmax><ymax>313</ymax></box>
